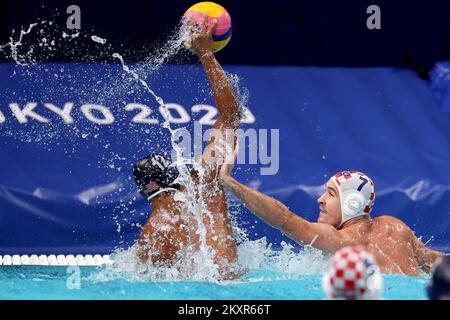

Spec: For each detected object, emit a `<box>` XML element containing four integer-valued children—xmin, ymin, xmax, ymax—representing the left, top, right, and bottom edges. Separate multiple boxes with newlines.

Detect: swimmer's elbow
<box><xmin>136</xmin><ymin>245</ymin><xmax>149</xmax><ymax>263</ymax></box>
<box><xmin>280</xmin><ymin>215</ymin><xmax>325</xmax><ymax>246</ymax></box>
<box><xmin>300</xmin><ymin>223</ymin><xmax>343</xmax><ymax>253</ymax></box>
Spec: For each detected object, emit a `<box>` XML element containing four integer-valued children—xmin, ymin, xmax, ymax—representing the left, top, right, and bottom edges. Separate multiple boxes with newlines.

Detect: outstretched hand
<box><xmin>184</xmin><ymin>14</ymin><xmax>217</xmax><ymax>57</ymax></box>
<box><xmin>219</xmin><ymin>138</ymin><xmax>239</xmax><ymax>186</ymax></box>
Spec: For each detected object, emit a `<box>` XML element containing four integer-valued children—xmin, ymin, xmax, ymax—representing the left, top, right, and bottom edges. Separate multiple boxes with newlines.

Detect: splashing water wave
<box><xmin>0</xmin><ymin>16</ymin><xmax>329</xmax><ymax>282</ymax></box>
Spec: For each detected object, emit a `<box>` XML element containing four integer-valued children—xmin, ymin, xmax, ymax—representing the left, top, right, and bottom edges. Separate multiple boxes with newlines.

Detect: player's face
<box><xmin>317</xmin><ymin>180</ymin><xmax>341</xmax><ymax>227</ymax></box>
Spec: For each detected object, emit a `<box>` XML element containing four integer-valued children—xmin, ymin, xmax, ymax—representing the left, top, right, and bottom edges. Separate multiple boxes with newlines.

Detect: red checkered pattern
<box><xmin>326</xmin><ymin>246</ymin><xmax>376</xmax><ymax>300</ymax></box>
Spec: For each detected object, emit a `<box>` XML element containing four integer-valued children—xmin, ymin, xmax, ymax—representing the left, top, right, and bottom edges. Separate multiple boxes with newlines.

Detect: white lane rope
<box><xmin>0</xmin><ymin>254</ymin><xmax>112</xmax><ymax>266</ymax></box>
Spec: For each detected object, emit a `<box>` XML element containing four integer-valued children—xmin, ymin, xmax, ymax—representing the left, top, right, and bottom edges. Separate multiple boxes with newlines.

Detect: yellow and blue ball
<box><xmin>183</xmin><ymin>2</ymin><xmax>232</xmax><ymax>53</ymax></box>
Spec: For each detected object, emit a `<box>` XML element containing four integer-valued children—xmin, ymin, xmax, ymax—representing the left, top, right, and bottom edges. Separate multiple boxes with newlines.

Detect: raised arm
<box><xmin>220</xmin><ymin>173</ymin><xmax>343</xmax><ymax>253</ymax></box>
<box><xmin>188</xmin><ymin>17</ymin><xmax>240</xmax><ymax>179</ymax></box>
<box><xmin>190</xmin><ymin>18</ymin><xmax>240</xmax><ymax>129</ymax></box>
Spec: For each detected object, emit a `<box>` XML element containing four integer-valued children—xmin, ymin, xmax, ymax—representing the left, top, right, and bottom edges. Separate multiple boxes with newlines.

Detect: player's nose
<box><xmin>317</xmin><ymin>193</ymin><xmax>326</xmax><ymax>204</ymax></box>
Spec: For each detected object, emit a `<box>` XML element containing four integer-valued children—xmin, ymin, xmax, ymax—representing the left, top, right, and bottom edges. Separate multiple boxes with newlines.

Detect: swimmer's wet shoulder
<box><xmin>337</xmin><ymin>215</ymin><xmax>419</xmax><ymax>274</ymax></box>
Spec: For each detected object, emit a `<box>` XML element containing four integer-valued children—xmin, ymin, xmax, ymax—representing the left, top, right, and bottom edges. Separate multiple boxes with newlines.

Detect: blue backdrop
<box><xmin>0</xmin><ymin>62</ymin><xmax>449</xmax><ymax>254</ymax></box>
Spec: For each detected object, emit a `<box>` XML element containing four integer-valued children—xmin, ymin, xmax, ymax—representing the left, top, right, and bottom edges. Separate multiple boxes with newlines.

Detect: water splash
<box><xmin>0</xmin><ymin>16</ymin><xmax>330</xmax><ymax>283</ymax></box>
<box><xmin>0</xmin><ymin>23</ymin><xmax>38</xmax><ymax>65</ymax></box>
<box><xmin>110</xmin><ymin>26</ymin><xmax>228</xmax><ymax>280</ymax></box>
<box><xmin>93</xmin><ymin>237</ymin><xmax>328</xmax><ymax>284</ymax></box>
<box><xmin>91</xmin><ymin>36</ymin><xmax>107</xmax><ymax>45</ymax></box>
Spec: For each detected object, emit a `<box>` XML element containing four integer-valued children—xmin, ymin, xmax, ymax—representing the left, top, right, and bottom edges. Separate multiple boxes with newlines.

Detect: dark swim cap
<box><xmin>133</xmin><ymin>154</ymin><xmax>181</xmax><ymax>200</ymax></box>
<box><xmin>427</xmin><ymin>255</ymin><xmax>450</xmax><ymax>300</ymax></box>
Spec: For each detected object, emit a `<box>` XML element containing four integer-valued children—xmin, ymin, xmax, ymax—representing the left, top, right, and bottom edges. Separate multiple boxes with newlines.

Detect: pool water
<box><xmin>0</xmin><ymin>266</ymin><xmax>429</xmax><ymax>300</ymax></box>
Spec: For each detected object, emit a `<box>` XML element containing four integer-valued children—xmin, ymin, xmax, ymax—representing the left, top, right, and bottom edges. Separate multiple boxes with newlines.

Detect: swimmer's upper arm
<box><xmin>413</xmin><ymin>234</ymin><xmax>444</xmax><ymax>273</ymax></box>
<box><xmin>281</xmin><ymin>213</ymin><xmax>343</xmax><ymax>253</ymax></box>
<box><xmin>196</xmin><ymin>53</ymin><xmax>240</xmax><ymax>180</ymax></box>
<box><xmin>200</xmin><ymin>53</ymin><xmax>240</xmax><ymax>130</ymax></box>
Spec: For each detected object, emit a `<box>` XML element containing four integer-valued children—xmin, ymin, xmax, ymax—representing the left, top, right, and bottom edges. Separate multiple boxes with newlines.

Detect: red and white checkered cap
<box><xmin>331</xmin><ymin>171</ymin><xmax>375</xmax><ymax>226</ymax></box>
<box><xmin>322</xmin><ymin>246</ymin><xmax>383</xmax><ymax>300</ymax></box>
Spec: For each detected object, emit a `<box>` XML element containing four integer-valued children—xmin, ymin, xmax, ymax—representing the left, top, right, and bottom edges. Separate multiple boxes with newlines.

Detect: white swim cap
<box><xmin>322</xmin><ymin>246</ymin><xmax>383</xmax><ymax>300</ymax></box>
<box><xmin>331</xmin><ymin>171</ymin><xmax>375</xmax><ymax>228</ymax></box>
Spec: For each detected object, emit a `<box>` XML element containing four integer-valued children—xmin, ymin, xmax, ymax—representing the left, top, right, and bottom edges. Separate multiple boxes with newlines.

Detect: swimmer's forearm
<box><xmin>199</xmin><ymin>53</ymin><xmax>239</xmax><ymax>126</ymax></box>
<box><xmin>222</xmin><ymin>176</ymin><xmax>292</xmax><ymax>229</ymax></box>
<box><xmin>222</xmin><ymin>176</ymin><xmax>342</xmax><ymax>251</ymax></box>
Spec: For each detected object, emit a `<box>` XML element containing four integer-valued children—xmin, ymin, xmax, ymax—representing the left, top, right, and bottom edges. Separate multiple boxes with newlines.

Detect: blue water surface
<box><xmin>0</xmin><ymin>266</ymin><xmax>429</xmax><ymax>300</ymax></box>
